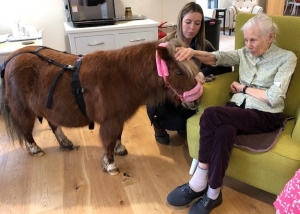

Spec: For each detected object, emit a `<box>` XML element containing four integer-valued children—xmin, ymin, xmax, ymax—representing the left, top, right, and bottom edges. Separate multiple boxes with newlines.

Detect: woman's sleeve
<box><xmin>266</xmin><ymin>52</ymin><xmax>297</xmax><ymax>107</ymax></box>
<box><xmin>201</xmin><ymin>65</ymin><xmax>232</xmax><ymax>77</ymax></box>
<box><xmin>201</xmin><ymin>43</ymin><xmax>233</xmax><ymax>76</ymax></box>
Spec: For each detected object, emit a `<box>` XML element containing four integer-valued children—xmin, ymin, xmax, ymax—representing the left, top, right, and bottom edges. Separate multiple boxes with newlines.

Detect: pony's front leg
<box><xmin>100</xmin><ymin>121</ymin><xmax>126</xmax><ymax>175</ymax></box>
<box><xmin>102</xmin><ymin>151</ymin><xmax>119</xmax><ymax>175</ymax></box>
<box><xmin>48</xmin><ymin>122</ymin><xmax>75</xmax><ymax>150</ymax></box>
<box><xmin>114</xmin><ymin>132</ymin><xmax>128</xmax><ymax>156</ymax></box>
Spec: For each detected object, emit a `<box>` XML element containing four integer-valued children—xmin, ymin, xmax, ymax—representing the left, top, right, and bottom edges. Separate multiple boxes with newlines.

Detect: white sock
<box><xmin>188</xmin><ymin>166</ymin><xmax>208</xmax><ymax>192</ymax></box>
<box><xmin>207</xmin><ymin>186</ymin><xmax>221</xmax><ymax>200</ymax></box>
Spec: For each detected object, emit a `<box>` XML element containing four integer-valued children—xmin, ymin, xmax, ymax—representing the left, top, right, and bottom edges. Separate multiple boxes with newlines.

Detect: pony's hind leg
<box><xmin>18</xmin><ymin>115</ymin><xmax>45</xmax><ymax>156</ymax></box>
<box><xmin>25</xmin><ymin>136</ymin><xmax>45</xmax><ymax>157</ymax></box>
<box><xmin>48</xmin><ymin>122</ymin><xmax>75</xmax><ymax>150</ymax></box>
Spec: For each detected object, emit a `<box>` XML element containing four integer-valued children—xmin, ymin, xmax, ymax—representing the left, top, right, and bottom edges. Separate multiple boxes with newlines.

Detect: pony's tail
<box><xmin>0</xmin><ymin>78</ymin><xmax>25</xmax><ymax>144</ymax></box>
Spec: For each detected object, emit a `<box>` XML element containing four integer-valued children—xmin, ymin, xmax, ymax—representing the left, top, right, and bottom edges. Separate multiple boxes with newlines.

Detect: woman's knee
<box><xmin>200</xmin><ymin>106</ymin><xmax>224</xmax><ymax>127</ymax></box>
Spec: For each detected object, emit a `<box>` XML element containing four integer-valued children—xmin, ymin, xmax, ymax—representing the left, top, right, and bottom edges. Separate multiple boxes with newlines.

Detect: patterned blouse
<box><xmin>212</xmin><ymin>44</ymin><xmax>297</xmax><ymax>113</ymax></box>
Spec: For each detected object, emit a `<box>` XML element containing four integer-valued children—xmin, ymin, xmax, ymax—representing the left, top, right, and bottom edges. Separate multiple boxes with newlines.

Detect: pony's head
<box><xmin>156</xmin><ymin>39</ymin><xmax>203</xmax><ymax>110</ymax></box>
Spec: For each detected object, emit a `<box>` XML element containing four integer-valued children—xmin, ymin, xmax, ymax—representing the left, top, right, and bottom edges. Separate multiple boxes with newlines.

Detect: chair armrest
<box><xmin>252</xmin><ymin>6</ymin><xmax>263</xmax><ymax>14</ymax></box>
<box><xmin>228</xmin><ymin>6</ymin><xmax>237</xmax><ymax>29</ymax></box>
<box><xmin>197</xmin><ymin>71</ymin><xmax>238</xmax><ymax>115</ymax></box>
<box><xmin>228</xmin><ymin>5</ymin><xmax>237</xmax><ymax>15</ymax></box>
<box><xmin>292</xmin><ymin>103</ymin><xmax>300</xmax><ymax>142</ymax></box>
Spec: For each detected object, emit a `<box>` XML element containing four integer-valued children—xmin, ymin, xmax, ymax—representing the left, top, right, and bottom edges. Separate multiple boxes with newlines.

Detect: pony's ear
<box><xmin>156</xmin><ymin>46</ymin><xmax>171</xmax><ymax>61</ymax></box>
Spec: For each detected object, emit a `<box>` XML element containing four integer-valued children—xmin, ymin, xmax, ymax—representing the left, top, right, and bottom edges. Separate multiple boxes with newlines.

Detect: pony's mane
<box><xmin>163</xmin><ymin>39</ymin><xmax>199</xmax><ymax>78</ymax></box>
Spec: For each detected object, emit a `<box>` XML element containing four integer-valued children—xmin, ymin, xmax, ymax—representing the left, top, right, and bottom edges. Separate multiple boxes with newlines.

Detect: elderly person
<box><xmin>167</xmin><ymin>14</ymin><xmax>297</xmax><ymax>214</ymax></box>
<box><xmin>147</xmin><ymin>2</ymin><xmax>231</xmax><ymax>145</ymax></box>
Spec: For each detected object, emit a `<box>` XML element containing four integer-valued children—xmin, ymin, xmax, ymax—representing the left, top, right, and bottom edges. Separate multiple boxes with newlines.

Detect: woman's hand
<box><xmin>230</xmin><ymin>81</ymin><xmax>244</xmax><ymax>94</ymax></box>
<box><xmin>175</xmin><ymin>47</ymin><xmax>194</xmax><ymax>61</ymax></box>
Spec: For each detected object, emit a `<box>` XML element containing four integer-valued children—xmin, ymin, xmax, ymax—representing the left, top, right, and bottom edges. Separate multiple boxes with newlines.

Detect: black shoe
<box><xmin>189</xmin><ymin>191</ymin><xmax>222</xmax><ymax>214</ymax></box>
<box><xmin>167</xmin><ymin>183</ymin><xmax>208</xmax><ymax>206</ymax></box>
<box><xmin>154</xmin><ymin>126</ymin><xmax>170</xmax><ymax>145</ymax></box>
<box><xmin>177</xmin><ymin>129</ymin><xmax>187</xmax><ymax>138</ymax></box>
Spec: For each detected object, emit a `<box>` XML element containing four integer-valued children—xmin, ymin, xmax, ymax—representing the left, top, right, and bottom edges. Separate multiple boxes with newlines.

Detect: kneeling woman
<box><xmin>147</xmin><ymin>2</ymin><xmax>231</xmax><ymax>145</ymax></box>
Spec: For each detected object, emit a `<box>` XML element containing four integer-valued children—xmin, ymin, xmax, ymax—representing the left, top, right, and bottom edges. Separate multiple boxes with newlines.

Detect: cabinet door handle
<box><xmin>130</xmin><ymin>38</ymin><xmax>145</xmax><ymax>42</ymax></box>
<box><xmin>88</xmin><ymin>42</ymin><xmax>104</xmax><ymax>46</ymax></box>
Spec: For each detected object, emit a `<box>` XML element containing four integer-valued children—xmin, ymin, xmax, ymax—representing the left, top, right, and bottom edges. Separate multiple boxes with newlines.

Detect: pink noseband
<box><xmin>156</xmin><ymin>42</ymin><xmax>203</xmax><ymax>102</ymax></box>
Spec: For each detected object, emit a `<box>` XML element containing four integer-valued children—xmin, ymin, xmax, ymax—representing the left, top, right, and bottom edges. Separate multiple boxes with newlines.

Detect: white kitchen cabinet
<box><xmin>64</xmin><ymin>19</ymin><xmax>159</xmax><ymax>55</ymax></box>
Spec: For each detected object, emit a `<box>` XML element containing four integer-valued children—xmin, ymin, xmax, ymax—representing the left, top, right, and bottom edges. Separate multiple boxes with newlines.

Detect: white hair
<box><xmin>241</xmin><ymin>14</ymin><xmax>278</xmax><ymax>43</ymax></box>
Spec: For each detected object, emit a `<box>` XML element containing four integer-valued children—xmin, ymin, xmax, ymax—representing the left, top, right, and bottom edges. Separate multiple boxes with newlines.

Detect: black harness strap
<box><xmin>71</xmin><ymin>57</ymin><xmax>95</xmax><ymax>130</ymax></box>
<box><xmin>46</xmin><ymin>68</ymin><xmax>69</xmax><ymax>109</ymax></box>
<box><xmin>71</xmin><ymin>57</ymin><xmax>87</xmax><ymax>117</ymax></box>
<box><xmin>1</xmin><ymin>46</ymin><xmax>73</xmax><ymax>78</ymax></box>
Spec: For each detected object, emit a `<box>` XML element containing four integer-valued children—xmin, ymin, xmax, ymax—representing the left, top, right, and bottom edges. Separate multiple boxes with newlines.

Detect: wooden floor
<box><xmin>0</xmin><ymin>34</ymin><xmax>278</xmax><ymax>214</ymax></box>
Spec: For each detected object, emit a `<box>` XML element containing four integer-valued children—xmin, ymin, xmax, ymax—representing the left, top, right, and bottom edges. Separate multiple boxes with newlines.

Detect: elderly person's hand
<box><xmin>175</xmin><ymin>47</ymin><xmax>194</xmax><ymax>61</ymax></box>
<box><xmin>195</xmin><ymin>72</ymin><xmax>205</xmax><ymax>83</ymax></box>
<box><xmin>204</xmin><ymin>74</ymin><xmax>216</xmax><ymax>82</ymax></box>
<box><xmin>230</xmin><ymin>81</ymin><xmax>244</xmax><ymax>94</ymax></box>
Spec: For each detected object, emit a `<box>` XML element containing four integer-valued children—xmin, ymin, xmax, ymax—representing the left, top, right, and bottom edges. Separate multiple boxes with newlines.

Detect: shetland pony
<box><xmin>0</xmin><ymin>39</ymin><xmax>203</xmax><ymax>175</ymax></box>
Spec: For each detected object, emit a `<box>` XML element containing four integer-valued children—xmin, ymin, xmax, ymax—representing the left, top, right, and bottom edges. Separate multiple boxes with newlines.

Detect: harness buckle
<box><xmin>64</xmin><ymin>64</ymin><xmax>74</xmax><ymax>70</ymax></box>
<box><xmin>76</xmin><ymin>88</ymin><xmax>85</xmax><ymax>94</ymax></box>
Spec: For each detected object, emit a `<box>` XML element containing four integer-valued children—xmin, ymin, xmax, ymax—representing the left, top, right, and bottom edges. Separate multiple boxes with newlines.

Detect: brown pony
<box><xmin>0</xmin><ymin>39</ymin><xmax>202</xmax><ymax>175</ymax></box>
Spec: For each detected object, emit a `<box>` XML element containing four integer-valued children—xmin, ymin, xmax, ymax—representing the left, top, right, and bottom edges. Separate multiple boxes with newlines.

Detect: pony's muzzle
<box><xmin>180</xmin><ymin>80</ymin><xmax>203</xmax><ymax>110</ymax></box>
<box><xmin>182</xmin><ymin>100</ymin><xmax>199</xmax><ymax>110</ymax></box>
<box><xmin>182</xmin><ymin>81</ymin><xmax>203</xmax><ymax>102</ymax></box>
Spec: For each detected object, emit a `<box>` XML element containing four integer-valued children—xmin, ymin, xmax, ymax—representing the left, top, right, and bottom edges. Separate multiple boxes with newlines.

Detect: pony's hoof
<box><xmin>114</xmin><ymin>145</ymin><xmax>128</xmax><ymax>156</ymax></box>
<box><xmin>33</xmin><ymin>150</ymin><xmax>45</xmax><ymax>157</ymax></box>
<box><xmin>25</xmin><ymin>142</ymin><xmax>44</xmax><ymax>156</ymax></box>
<box><xmin>115</xmin><ymin>149</ymin><xmax>128</xmax><ymax>156</ymax></box>
<box><xmin>103</xmin><ymin>163</ymin><xmax>120</xmax><ymax>176</ymax></box>
<box><xmin>58</xmin><ymin>140</ymin><xmax>75</xmax><ymax>150</ymax></box>
<box><xmin>108</xmin><ymin>168</ymin><xmax>120</xmax><ymax>176</ymax></box>
<box><xmin>61</xmin><ymin>144</ymin><xmax>78</xmax><ymax>151</ymax></box>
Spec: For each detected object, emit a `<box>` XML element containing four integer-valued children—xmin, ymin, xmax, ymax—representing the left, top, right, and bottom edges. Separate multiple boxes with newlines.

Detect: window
<box><xmin>208</xmin><ymin>0</ymin><xmax>218</xmax><ymax>9</ymax></box>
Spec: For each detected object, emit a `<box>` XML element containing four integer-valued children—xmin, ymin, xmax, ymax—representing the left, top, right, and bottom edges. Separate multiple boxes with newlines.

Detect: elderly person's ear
<box><xmin>268</xmin><ymin>32</ymin><xmax>275</xmax><ymax>41</ymax></box>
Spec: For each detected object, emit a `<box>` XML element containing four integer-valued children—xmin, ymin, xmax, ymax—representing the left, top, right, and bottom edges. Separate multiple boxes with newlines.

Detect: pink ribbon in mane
<box><xmin>155</xmin><ymin>42</ymin><xmax>203</xmax><ymax>102</ymax></box>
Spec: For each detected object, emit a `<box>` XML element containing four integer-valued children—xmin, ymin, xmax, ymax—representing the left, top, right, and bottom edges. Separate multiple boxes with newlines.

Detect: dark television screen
<box><xmin>67</xmin><ymin>0</ymin><xmax>116</xmax><ymax>27</ymax></box>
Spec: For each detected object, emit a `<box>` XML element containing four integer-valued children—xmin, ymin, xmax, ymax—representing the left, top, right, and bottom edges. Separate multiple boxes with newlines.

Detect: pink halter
<box><xmin>156</xmin><ymin>42</ymin><xmax>203</xmax><ymax>102</ymax></box>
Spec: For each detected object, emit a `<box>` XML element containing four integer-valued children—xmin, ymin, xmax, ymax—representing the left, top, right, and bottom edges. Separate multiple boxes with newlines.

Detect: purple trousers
<box><xmin>198</xmin><ymin>103</ymin><xmax>284</xmax><ymax>189</ymax></box>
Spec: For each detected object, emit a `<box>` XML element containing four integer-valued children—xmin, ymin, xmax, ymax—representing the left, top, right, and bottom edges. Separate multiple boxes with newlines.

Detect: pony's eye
<box><xmin>175</xmin><ymin>71</ymin><xmax>183</xmax><ymax>75</ymax></box>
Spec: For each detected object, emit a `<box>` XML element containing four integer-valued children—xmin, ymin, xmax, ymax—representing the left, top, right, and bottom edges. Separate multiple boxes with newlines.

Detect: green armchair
<box><xmin>187</xmin><ymin>13</ymin><xmax>300</xmax><ymax>195</ymax></box>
